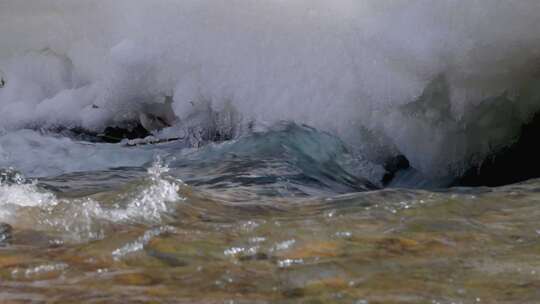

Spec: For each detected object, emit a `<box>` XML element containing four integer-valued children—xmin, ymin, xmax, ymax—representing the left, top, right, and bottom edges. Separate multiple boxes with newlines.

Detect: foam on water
<box><xmin>0</xmin><ymin>169</ymin><xmax>58</xmax><ymax>219</ymax></box>
<box><xmin>105</xmin><ymin>159</ymin><xmax>184</xmax><ymax>223</ymax></box>
<box><xmin>0</xmin><ymin>161</ymin><xmax>184</xmax><ymax>242</ymax></box>
<box><xmin>112</xmin><ymin>225</ymin><xmax>176</xmax><ymax>260</ymax></box>
<box><xmin>1</xmin><ymin>1</ymin><xmax>540</xmax><ymax>179</ymax></box>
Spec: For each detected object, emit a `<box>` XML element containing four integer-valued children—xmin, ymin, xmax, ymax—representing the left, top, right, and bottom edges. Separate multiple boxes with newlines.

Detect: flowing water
<box><xmin>2</xmin><ymin>1</ymin><xmax>540</xmax><ymax>303</ymax></box>
<box><xmin>1</xmin><ymin>126</ymin><xmax>540</xmax><ymax>303</ymax></box>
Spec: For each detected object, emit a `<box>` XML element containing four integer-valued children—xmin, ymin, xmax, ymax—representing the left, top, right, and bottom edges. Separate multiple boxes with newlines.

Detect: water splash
<box><xmin>108</xmin><ymin>159</ymin><xmax>184</xmax><ymax>223</ymax></box>
<box><xmin>0</xmin><ymin>160</ymin><xmax>185</xmax><ymax>242</ymax></box>
<box><xmin>112</xmin><ymin>225</ymin><xmax>176</xmax><ymax>260</ymax></box>
<box><xmin>2</xmin><ymin>1</ymin><xmax>540</xmax><ymax>179</ymax></box>
<box><xmin>0</xmin><ymin>169</ymin><xmax>58</xmax><ymax>211</ymax></box>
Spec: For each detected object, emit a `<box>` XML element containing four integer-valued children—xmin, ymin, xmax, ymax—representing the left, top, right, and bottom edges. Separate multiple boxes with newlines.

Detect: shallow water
<box><xmin>1</xmin><ymin>135</ymin><xmax>540</xmax><ymax>303</ymax></box>
<box><xmin>3</xmin><ymin>1</ymin><xmax>540</xmax><ymax>303</ymax></box>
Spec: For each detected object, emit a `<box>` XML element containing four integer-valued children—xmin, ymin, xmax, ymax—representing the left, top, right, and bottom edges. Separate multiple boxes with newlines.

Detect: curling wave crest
<box><xmin>1</xmin><ymin>1</ymin><xmax>540</xmax><ymax>182</ymax></box>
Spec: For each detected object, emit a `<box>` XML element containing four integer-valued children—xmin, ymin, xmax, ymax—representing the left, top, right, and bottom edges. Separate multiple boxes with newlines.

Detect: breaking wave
<box><xmin>1</xmin><ymin>1</ymin><xmax>540</xmax><ymax>183</ymax></box>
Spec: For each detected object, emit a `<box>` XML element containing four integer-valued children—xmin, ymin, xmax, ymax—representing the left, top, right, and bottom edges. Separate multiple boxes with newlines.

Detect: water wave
<box><xmin>2</xmin><ymin>1</ymin><xmax>540</xmax><ymax>180</ymax></box>
<box><xmin>0</xmin><ymin>162</ymin><xmax>184</xmax><ymax>242</ymax></box>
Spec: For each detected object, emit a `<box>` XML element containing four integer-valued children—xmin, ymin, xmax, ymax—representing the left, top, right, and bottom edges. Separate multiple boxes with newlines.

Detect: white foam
<box><xmin>112</xmin><ymin>225</ymin><xmax>176</xmax><ymax>260</ymax></box>
<box><xmin>106</xmin><ymin>160</ymin><xmax>184</xmax><ymax>223</ymax></box>
<box><xmin>0</xmin><ymin>161</ymin><xmax>185</xmax><ymax>242</ymax></box>
<box><xmin>0</xmin><ymin>174</ymin><xmax>59</xmax><ymax>225</ymax></box>
<box><xmin>0</xmin><ymin>181</ymin><xmax>57</xmax><ymax>210</ymax></box>
<box><xmin>1</xmin><ymin>1</ymin><xmax>540</xmax><ymax>177</ymax></box>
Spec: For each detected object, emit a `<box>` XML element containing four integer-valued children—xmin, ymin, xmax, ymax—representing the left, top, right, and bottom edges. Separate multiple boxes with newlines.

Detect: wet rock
<box><xmin>0</xmin><ymin>223</ymin><xmax>12</xmax><ymax>246</ymax></box>
<box><xmin>382</xmin><ymin>154</ymin><xmax>410</xmax><ymax>186</ymax></box>
<box><xmin>145</xmin><ymin>236</ymin><xmax>225</xmax><ymax>264</ymax></box>
<box><xmin>282</xmin><ymin>287</ymin><xmax>305</xmax><ymax>298</ymax></box>
<box><xmin>281</xmin><ymin>241</ymin><xmax>342</xmax><ymax>260</ymax></box>
<box><xmin>375</xmin><ymin>237</ymin><xmax>419</xmax><ymax>255</ymax></box>
<box><xmin>0</xmin><ymin>255</ymin><xmax>28</xmax><ymax>268</ymax></box>
<box><xmin>8</xmin><ymin>229</ymin><xmax>57</xmax><ymax>248</ymax></box>
<box><xmin>114</xmin><ymin>273</ymin><xmax>157</xmax><ymax>286</ymax></box>
<box><xmin>0</xmin><ymin>69</ymin><xmax>5</xmax><ymax>88</ymax></box>
<box><xmin>304</xmin><ymin>276</ymin><xmax>349</xmax><ymax>293</ymax></box>
<box><xmin>98</xmin><ymin>125</ymin><xmax>151</xmax><ymax>143</ymax></box>
<box><xmin>39</xmin><ymin>123</ymin><xmax>151</xmax><ymax>143</ymax></box>
<box><xmin>146</xmin><ymin>249</ymin><xmax>188</xmax><ymax>267</ymax></box>
<box><xmin>455</xmin><ymin>110</ymin><xmax>540</xmax><ymax>187</ymax></box>
<box><xmin>0</xmin><ymin>168</ymin><xmax>25</xmax><ymax>185</ymax></box>
<box><xmin>238</xmin><ymin>252</ymin><xmax>269</xmax><ymax>262</ymax></box>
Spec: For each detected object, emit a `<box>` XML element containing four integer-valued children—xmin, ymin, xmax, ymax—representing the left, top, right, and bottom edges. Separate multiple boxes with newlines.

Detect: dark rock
<box><xmin>455</xmin><ymin>109</ymin><xmax>540</xmax><ymax>187</ymax></box>
<box><xmin>0</xmin><ymin>223</ymin><xmax>13</xmax><ymax>246</ymax></box>
<box><xmin>382</xmin><ymin>154</ymin><xmax>410</xmax><ymax>186</ymax></box>
<box><xmin>238</xmin><ymin>252</ymin><xmax>269</xmax><ymax>261</ymax></box>
<box><xmin>98</xmin><ymin>125</ymin><xmax>151</xmax><ymax>143</ymax></box>
<box><xmin>0</xmin><ymin>168</ymin><xmax>25</xmax><ymax>185</ymax></box>
<box><xmin>146</xmin><ymin>249</ymin><xmax>188</xmax><ymax>267</ymax></box>
<box><xmin>46</xmin><ymin>123</ymin><xmax>152</xmax><ymax>144</ymax></box>
<box><xmin>282</xmin><ymin>288</ymin><xmax>305</xmax><ymax>298</ymax></box>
